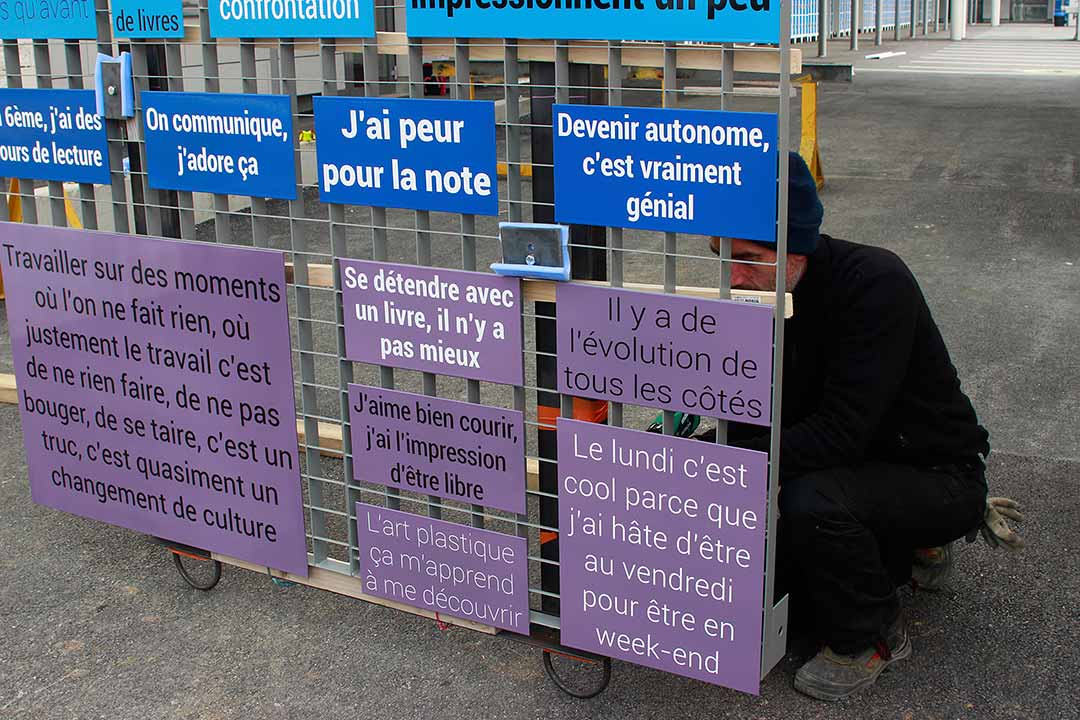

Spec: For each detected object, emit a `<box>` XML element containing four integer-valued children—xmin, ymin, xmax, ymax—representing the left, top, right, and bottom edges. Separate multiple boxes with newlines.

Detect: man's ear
<box><xmin>709</xmin><ymin>237</ymin><xmax>721</xmax><ymax>256</ymax></box>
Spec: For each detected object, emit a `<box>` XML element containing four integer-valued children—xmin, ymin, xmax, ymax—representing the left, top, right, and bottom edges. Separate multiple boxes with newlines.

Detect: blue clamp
<box><xmin>94</xmin><ymin>52</ymin><xmax>134</xmax><ymax>119</ymax></box>
<box><xmin>491</xmin><ymin>222</ymin><xmax>572</xmax><ymax>282</ymax></box>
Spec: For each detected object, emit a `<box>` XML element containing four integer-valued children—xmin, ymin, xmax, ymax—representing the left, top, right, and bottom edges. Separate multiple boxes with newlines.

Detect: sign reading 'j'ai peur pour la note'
<box><xmin>405</xmin><ymin>0</ymin><xmax>779</xmax><ymax>43</ymax></box>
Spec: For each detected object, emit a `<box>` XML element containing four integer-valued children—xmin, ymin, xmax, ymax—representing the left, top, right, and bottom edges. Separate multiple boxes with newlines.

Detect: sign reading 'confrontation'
<box><xmin>553</xmin><ymin>104</ymin><xmax>778</xmax><ymax>240</ymax></box>
<box><xmin>405</xmin><ymin>0</ymin><xmax>779</xmax><ymax>43</ymax></box>
<box><xmin>557</xmin><ymin>284</ymin><xmax>773</xmax><ymax>425</ymax></box>
<box><xmin>314</xmin><ymin>97</ymin><xmax>498</xmax><ymax>215</ymax></box>
<box><xmin>357</xmin><ymin>504</ymin><xmax>529</xmax><ymax>633</ymax></box>
<box><xmin>209</xmin><ymin>0</ymin><xmax>374</xmax><ymax>38</ymax></box>
<box><xmin>557</xmin><ymin>419</ymin><xmax>768</xmax><ymax>694</ymax></box>
<box><xmin>0</xmin><ymin>89</ymin><xmax>109</xmax><ymax>185</ymax></box>
<box><xmin>143</xmin><ymin>91</ymin><xmax>297</xmax><ymax>199</ymax></box>
<box><xmin>349</xmin><ymin>385</ymin><xmax>526</xmax><ymax>514</ymax></box>
<box><xmin>1</xmin><ymin>224</ymin><xmax>308</xmax><ymax>577</ymax></box>
<box><xmin>341</xmin><ymin>260</ymin><xmax>523</xmax><ymax>385</ymax></box>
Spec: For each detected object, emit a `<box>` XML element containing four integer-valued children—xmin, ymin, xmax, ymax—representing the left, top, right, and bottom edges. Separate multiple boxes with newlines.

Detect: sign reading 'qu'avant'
<box><xmin>405</xmin><ymin>0</ymin><xmax>778</xmax><ymax>43</ymax></box>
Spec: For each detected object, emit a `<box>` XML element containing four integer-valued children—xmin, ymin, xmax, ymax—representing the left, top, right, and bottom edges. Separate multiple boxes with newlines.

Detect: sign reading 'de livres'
<box><xmin>0</xmin><ymin>0</ymin><xmax>95</xmax><ymax>39</ymax></box>
<box><xmin>111</xmin><ymin>0</ymin><xmax>183</xmax><ymax>38</ymax></box>
<box><xmin>405</xmin><ymin>0</ymin><xmax>779</xmax><ymax>43</ymax></box>
<box><xmin>0</xmin><ymin>89</ymin><xmax>109</xmax><ymax>185</ymax></box>
<box><xmin>143</xmin><ymin>91</ymin><xmax>297</xmax><ymax>199</ymax></box>
<box><xmin>341</xmin><ymin>260</ymin><xmax>523</xmax><ymax>385</ymax></box>
<box><xmin>556</xmin><ymin>283</ymin><xmax>773</xmax><ymax>425</ymax></box>
<box><xmin>1</xmin><ymin>224</ymin><xmax>308</xmax><ymax>577</ymax></box>
<box><xmin>553</xmin><ymin>104</ymin><xmax>777</xmax><ymax>240</ymax></box>
<box><xmin>209</xmin><ymin>0</ymin><xmax>374</xmax><ymax>38</ymax></box>
<box><xmin>357</xmin><ymin>504</ymin><xmax>529</xmax><ymax>633</ymax></box>
<box><xmin>314</xmin><ymin>97</ymin><xmax>498</xmax><ymax>215</ymax></box>
<box><xmin>558</xmin><ymin>419</ymin><xmax>768</xmax><ymax>694</ymax></box>
<box><xmin>349</xmin><ymin>385</ymin><xmax>526</xmax><ymax>514</ymax></box>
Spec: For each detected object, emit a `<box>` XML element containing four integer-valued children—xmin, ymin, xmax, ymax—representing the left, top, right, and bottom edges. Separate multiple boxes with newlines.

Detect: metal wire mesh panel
<box><xmin>0</xmin><ymin>0</ymin><xmax>794</xmax><ymax>675</ymax></box>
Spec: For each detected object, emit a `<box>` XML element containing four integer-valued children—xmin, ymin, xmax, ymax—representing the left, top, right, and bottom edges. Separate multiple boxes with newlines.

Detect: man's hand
<box><xmin>976</xmin><ymin>496</ymin><xmax>1024</xmax><ymax>551</ymax></box>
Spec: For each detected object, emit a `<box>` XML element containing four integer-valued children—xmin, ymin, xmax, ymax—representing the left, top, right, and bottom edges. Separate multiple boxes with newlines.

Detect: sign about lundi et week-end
<box><xmin>558</xmin><ymin>419</ymin><xmax>768</xmax><ymax>693</ymax></box>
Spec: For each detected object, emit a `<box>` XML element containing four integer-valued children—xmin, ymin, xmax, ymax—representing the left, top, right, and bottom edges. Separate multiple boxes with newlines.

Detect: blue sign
<box><xmin>0</xmin><ymin>0</ymin><xmax>95</xmax><ymax>38</ymax></box>
<box><xmin>553</xmin><ymin>104</ymin><xmax>778</xmax><ymax>241</ymax></box>
<box><xmin>314</xmin><ymin>97</ymin><xmax>498</xmax><ymax>216</ymax></box>
<box><xmin>0</xmin><ymin>89</ymin><xmax>109</xmax><ymax>184</ymax></box>
<box><xmin>111</xmin><ymin>0</ymin><xmax>183</xmax><ymax>38</ymax></box>
<box><xmin>209</xmin><ymin>0</ymin><xmax>373</xmax><ymax>38</ymax></box>
<box><xmin>142</xmin><ymin>91</ymin><xmax>297</xmax><ymax>200</ymax></box>
<box><xmin>406</xmin><ymin>0</ymin><xmax>778</xmax><ymax>43</ymax></box>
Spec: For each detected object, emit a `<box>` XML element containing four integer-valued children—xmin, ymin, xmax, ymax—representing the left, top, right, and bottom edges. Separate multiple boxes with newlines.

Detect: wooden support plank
<box><xmin>0</xmin><ymin>372</ymin><xmax>14</xmax><ymax>405</ymax></box>
<box><xmin>375</xmin><ymin>33</ymin><xmax>801</xmax><ymax>74</ymax></box>
<box><xmin>285</xmin><ymin>261</ymin><xmax>793</xmax><ymax>318</ymax></box>
<box><xmin>210</xmin><ymin>553</ymin><xmax>498</xmax><ymax>634</ymax></box>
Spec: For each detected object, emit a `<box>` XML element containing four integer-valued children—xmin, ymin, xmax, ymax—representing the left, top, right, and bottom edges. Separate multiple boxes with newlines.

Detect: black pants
<box><xmin>777</xmin><ymin>460</ymin><xmax>987</xmax><ymax>654</ymax></box>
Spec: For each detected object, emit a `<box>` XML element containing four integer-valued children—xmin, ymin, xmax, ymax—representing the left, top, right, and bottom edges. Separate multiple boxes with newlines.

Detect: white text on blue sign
<box><xmin>553</xmin><ymin>105</ymin><xmax>778</xmax><ymax>241</ymax></box>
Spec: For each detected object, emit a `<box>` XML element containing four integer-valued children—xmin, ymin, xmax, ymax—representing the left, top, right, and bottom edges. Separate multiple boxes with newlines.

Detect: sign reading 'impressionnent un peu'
<box><xmin>405</xmin><ymin>0</ymin><xmax>778</xmax><ymax>43</ymax></box>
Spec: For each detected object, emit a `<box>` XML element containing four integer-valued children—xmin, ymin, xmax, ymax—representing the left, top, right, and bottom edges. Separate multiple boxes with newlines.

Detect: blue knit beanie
<box><xmin>780</xmin><ymin>151</ymin><xmax>823</xmax><ymax>255</ymax></box>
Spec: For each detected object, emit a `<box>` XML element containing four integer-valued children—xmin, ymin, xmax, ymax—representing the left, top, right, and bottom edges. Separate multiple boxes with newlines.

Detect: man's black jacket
<box><xmin>731</xmin><ymin>234</ymin><xmax>990</xmax><ymax>478</ymax></box>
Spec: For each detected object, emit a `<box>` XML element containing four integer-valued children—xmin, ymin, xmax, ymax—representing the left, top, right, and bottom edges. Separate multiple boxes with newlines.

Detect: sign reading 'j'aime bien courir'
<box><xmin>405</xmin><ymin>0</ymin><xmax>778</xmax><ymax>43</ymax></box>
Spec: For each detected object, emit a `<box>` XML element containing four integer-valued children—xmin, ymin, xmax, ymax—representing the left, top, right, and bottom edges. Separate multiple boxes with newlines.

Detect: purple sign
<box><xmin>2</xmin><ymin>223</ymin><xmax>308</xmax><ymax>577</ymax></box>
<box><xmin>556</xmin><ymin>284</ymin><xmax>774</xmax><ymax>426</ymax></box>
<box><xmin>557</xmin><ymin>419</ymin><xmax>768</xmax><ymax>694</ymax></box>
<box><xmin>349</xmin><ymin>384</ymin><xmax>526</xmax><ymax>514</ymax></box>
<box><xmin>341</xmin><ymin>260</ymin><xmax>523</xmax><ymax>385</ymax></box>
<box><xmin>357</xmin><ymin>503</ymin><xmax>529</xmax><ymax>633</ymax></box>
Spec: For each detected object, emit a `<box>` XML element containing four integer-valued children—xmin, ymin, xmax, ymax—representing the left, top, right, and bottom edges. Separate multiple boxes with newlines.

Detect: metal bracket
<box><xmin>760</xmin><ymin>593</ymin><xmax>790</xmax><ymax>679</ymax></box>
<box><xmin>95</xmin><ymin>52</ymin><xmax>134</xmax><ymax>119</ymax></box>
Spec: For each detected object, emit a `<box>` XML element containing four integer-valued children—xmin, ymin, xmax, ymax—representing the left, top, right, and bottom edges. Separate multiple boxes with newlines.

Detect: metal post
<box><xmin>819</xmin><ymin>0</ymin><xmax>829</xmax><ymax>56</ymax></box>
<box><xmin>951</xmin><ymin>0</ymin><xmax>964</xmax><ymax>38</ymax></box>
<box><xmin>851</xmin><ymin>0</ymin><xmax>861</xmax><ymax>48</ymax></box>
<box><xmin>896</xmin><ymin>0</ymin><xmax>902</xmax><ymax>40</ymax></box>
<box><xmin>991</xmin><ymin>0</ymin><xmax>1001</xmax><ymax>24</ymax></box>
<box><xmin>911</xmin><ymin>0</ymin><xmax>918</xmax><ymax>35</ymax></box>
<box><xmin>876</xmin><ymin>0</ymin><xmax>883</xmax><ymax>44</ymax></box>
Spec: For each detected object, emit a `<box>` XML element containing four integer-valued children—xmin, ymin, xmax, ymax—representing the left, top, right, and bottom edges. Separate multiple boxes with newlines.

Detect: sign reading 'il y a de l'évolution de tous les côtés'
<box><xmin>1</xmin><ymin>224</ymin><xmax>309</xmax><ymax>577</ymax></box>
<box><xmin>209</xmin><ymin>0</ymin><xmax>374</xmax><ymax>37</ymax></box>
<box><xmin>314</xmin><ymin>97</ymin><xmax>498</xmax><ymax>216</ymax></box>
<box><xmin>340</xmin><ymin>260</ymin><xmax>524</xmax><ymax>386</ymax></box>
<box><xmin>556</xmin><ymin>283</ymin><xmax>774</xmax><ymax>425</ymax></box>
<box><xmin>0</xmin><ymin>0</ymin><xmax>95</xmax><ymax>38</ymax></box>
<box><xmin>557</xmin><ymin>420</ymin><xmax>768</xmax><ymax>694</ymax></box>
<box><xmin>349</xmin><ymin>385</ymin><xmax>527</xmax><ymax>514</ymax></box>
<box><xmin>405</xmin><ymin>0</ymin><xmax>778</xmax><ymax>43</ymax></box>
<box><xmin>142</xmin><ymin>91</ymin><xmax>297</xmax><ymax>200</ymax></box>
<box><xmin>357</xmin><ymin>503</ymin><xmax>530</xmax><ymax>633</ymax></box>
<box><xmin>0</xmin><ymin>89</ymin><xmax>109</xmax><ymax>185</ymax></box>
<box><xmin>553</xmin><ymin>104</ymin><xmax>778</xmax><ymax>241</ymax></box>
<box><xmin>111</xmin><ymin>0</ymin><xmax>184</xmax><ymax>38</ymax></box>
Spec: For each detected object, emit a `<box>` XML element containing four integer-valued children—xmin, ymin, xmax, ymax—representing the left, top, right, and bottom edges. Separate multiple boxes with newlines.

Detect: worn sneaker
<box><xmin>793</xmin><ymin>614</ymin><xmax>912</xmax><ymax>701</ymax></box>
<box><xmin>911</xmin><ymin>542</ymin><xmax>954</xmax><ymax>592</ymax></box>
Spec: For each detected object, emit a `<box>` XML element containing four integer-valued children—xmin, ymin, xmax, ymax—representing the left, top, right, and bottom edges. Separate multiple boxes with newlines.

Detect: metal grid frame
<box><xmin>1</xmin><ymin>0</ymin><xmax>795</xmax><ymax>679</ymax></box>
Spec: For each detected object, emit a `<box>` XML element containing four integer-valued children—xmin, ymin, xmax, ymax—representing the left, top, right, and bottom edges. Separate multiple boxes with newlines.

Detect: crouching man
<box><xmin>706</xmin><ymin>153</ymin><xmax>990</xmax><ymax>700</ymax></box>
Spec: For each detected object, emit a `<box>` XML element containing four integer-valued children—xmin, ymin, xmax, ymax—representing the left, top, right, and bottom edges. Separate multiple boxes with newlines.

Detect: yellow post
<box><xmin>798</xmin><ymin>76</ymin><xmax>825</xmax><ymax>190</ymax></box>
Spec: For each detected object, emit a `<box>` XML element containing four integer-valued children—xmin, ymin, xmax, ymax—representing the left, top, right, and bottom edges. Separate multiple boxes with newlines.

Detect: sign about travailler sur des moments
<box><xmin>2</xmin><ymin>224</ymin><xmax>309</xmax><ymax>577</ymax></box>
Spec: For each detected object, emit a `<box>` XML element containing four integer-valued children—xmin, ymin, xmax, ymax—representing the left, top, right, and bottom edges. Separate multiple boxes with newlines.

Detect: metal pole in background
<box><xmin>876</xmin><ymin>0</ymin><xmax>883</xmax><ymax>44</ymax></box>
<box><xmin>851</xmin><ymin>0</ymin><xmax>861</xmax><ymax>48</ymax></box>
<box><xmin>896</xmin><ymin>0</ymin><xmax>902</xmax><ymax>40</ymax></box>
<box><xmin>951</xmin><ymin>0</ymin><xmax>964</xmax><ymax>38</ymax></box>
<box><xmin>819</xmin><ymin>0</ymin><xmax>830</xmax><ymax>56</ymax></box>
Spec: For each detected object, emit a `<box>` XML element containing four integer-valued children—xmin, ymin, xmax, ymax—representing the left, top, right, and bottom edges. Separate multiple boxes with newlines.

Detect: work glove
<box><xmin>968</xmin><ymin>496</ymin><xmax>1024</xmax><ymax>551</ymax></box>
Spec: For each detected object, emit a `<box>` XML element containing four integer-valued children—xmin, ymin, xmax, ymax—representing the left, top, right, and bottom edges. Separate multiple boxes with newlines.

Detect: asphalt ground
<box><xmin>2</xmin><ymin>27</ymin><xmax>1079</xmax><ymax>720</ymax></box>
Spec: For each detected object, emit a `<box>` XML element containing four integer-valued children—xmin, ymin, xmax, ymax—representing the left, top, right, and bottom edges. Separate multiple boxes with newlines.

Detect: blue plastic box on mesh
<box><xmin>490</xmin><ymin>222</ymin><xmax>571</xmax><ymax>282</ymax></box>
